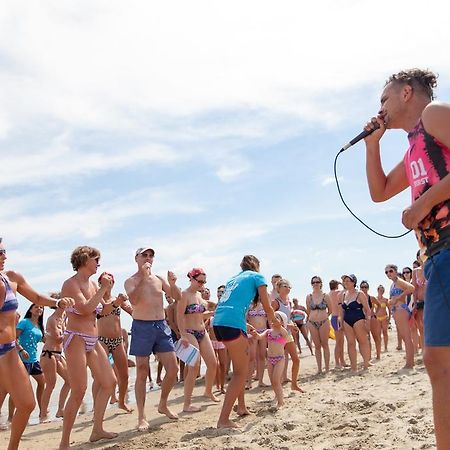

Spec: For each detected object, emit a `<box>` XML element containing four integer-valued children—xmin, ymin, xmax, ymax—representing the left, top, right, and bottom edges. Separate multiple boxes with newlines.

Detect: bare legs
<box><xmin>217</xmin><ymin>335</ymin><xmax>249</xmax><ymax>428</ymax></box>
<box><xmin>424</xmin><ymin>346</ymin><xmax>450</xmax><ymax>450</ymax></box>
<box><xmin>308</xmin><ymin>321</ymin><xmax>330</xmax><ymax>374</ymax></box>
<box><xmin>0</xmin><ymin>351</ymin><xmax>35</xmax><ymax>450</ymax></box>
<box><xmin>343</xmin><ymin>321</ymin><xmax>370</xmax><ymax>372</ymax></box>
<box><xmin>393</xmin><ymin>310</ymin><xmax>414</xmax><ymax>369</ymax></box>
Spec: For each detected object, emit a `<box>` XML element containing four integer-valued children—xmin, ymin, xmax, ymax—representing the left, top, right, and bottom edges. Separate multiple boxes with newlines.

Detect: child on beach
<box><xmin>251</xmin><ymin>311</ymin><xmax>289</xmax><ymax>409</ymax></box>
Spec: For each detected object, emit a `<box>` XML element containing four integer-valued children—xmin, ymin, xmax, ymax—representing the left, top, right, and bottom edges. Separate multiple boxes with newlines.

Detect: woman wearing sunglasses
<box><xmin>338</xmin><ymin>274</ymin><xmax>372</xmax><ymax>372</ymax></box>
<box><xmin>306</xmin><ymin>276</ymin><xmax>331</xmax><ymax>374</ymax></box>
<box><xmin>59</xmin><ymin>246</ymin><xmax>118</xmax><ymax>450</ymax></box>
<box><xmin>385</xmin><ymin>264</ymin><xmax>415</xmax><ymax>369</ymax></box>
<box><xmin>0</xmin><ymin>238</ymin><xmax>74</xmax><ymax>450</ymax></box>
<box><xmin>176</xmin><ymin>268</ymin><xmax>219</xmax><ymax>412</ymax></box>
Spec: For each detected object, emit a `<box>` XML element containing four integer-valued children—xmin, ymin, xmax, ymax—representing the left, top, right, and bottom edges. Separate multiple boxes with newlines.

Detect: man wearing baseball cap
<box><xmin>124</xmin><ymin>246</ymin><xmax>180</xmax><ymax>431</ymax></box>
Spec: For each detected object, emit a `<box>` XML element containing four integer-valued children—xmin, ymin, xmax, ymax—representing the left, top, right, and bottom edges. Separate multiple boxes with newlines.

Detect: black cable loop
<box><xmin>334</xmin><ymin>150</ymin><xmax>412</xmax><ymax>239</ymax></box>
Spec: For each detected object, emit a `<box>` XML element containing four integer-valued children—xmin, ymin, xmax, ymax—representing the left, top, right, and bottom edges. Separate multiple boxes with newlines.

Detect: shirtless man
<box><xmin>269</xmin><ymin>274</ymin><xmax>282</xmax><ymax>301</ymax></box>
<box><xmin>328</xmin><ymin>279</ymin><xmax>347</xmax><ymax>369</ymax></box>
<box><xmin>124</xmin><ymin>246</ymin><xmax>179</xmax><ymax>431</ymax></box>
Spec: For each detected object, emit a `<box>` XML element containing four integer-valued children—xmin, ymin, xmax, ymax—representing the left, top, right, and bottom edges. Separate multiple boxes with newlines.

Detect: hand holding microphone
<box><xmin>341</xmin><ymin>116</ymin><xmax>386</xmax><ymax>152</ymax></box>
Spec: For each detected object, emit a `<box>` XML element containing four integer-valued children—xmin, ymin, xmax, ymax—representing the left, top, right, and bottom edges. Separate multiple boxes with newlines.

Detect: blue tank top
<box><xmin>214</xmin><ymin>271</ymin><xmax>267</xmax><ymax>332</ymax></box>
<box><xmin>0</xmin><ymin>274</ymin><xmax>19</xmax><ymax>313</ymax></box>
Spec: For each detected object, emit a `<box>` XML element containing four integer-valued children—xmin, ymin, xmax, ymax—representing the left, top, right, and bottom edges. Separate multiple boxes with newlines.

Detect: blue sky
<box><xmin>2</xmin><ymin>1</ymin><xmax>450</xmax><ymax>329</ymax></box>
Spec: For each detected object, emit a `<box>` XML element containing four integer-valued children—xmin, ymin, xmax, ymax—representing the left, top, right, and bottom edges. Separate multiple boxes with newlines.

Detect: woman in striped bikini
<box><xmin>59</xmin><ymin>246</ymin><xmax>118</xmax><ymax>450</ymax></box>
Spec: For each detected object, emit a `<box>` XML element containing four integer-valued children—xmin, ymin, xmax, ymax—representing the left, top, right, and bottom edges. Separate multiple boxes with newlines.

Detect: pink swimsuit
<box><xmin>267</xmin><ymin>329</ymin><xmax>287</xmax><ymax>366</ymax></box>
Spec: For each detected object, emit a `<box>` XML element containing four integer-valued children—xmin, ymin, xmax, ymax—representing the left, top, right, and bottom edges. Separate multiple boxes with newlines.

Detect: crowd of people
<box><xmin>0</xmin><ymin>238</ymin><xmax>427</xmax><ymax>449</ymax></box>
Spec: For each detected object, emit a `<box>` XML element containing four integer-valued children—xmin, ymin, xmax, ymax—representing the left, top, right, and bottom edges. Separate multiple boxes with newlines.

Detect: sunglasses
<box><xmin>280</xmin><ymin>284</ymin><xmax>291</xmax><ymax>288</ymax></box>
<box><xmin>360</xmin><ymin>285</ymin><xmax>369</xmax><ymax>289</ymax></box>
<box><xmin>140</xmin><ymin>252</ymin><xmax>154</xmax><ymax>258</ymax></box>
<box><xmin>402</xmin><ymin>271</ymin><xmax>411</xmax><ymax>274</ymax></box>
<box><xmin>385</xmin><ymin>269</ymin><xmax>395</xmax><ymax>274</ymax></box>
<box><xmin>195</xmin><ymin>279</ymin><xmax>207</xmax><ymax>285</ymax></box>
<box><xmin>311</xmin><ymin>281</ymin><xmax>321</xmax><ymax>285</ymax></box>
<box><xmin>0</xmin><ymin>249</ymin><xmax>6</xmax><ymax>256</ymax></box>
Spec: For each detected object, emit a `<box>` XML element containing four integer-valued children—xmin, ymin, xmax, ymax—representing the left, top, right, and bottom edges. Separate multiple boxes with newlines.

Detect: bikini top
<box><xmin>342</xmin><ymin>292</ymin><xmax>363</xmax><ymax>311</ymax></box>
<box><xmin>247</xmin><ymin>308</ymin><xmax>267</xmax><ymax>317</ymax></box>
<box><xmin>66</xmin><ymin>303</ymin><xmax>103</xmax><ymax>316</ymax></box>
<box><xmin>267</xmin><ymin>329</ymin><xmax>287</xmax><ymax>346</ymax></box>
<box><xmin>185</xmin><ymin>303</ymin><xmax>206</xmax><ymax>315</ymax></box>
<box><xmin>389</xmin><ymin>284</ymin><xmax>404</xmax><ymax>298</ymax></box>
<box><xmin>0</xmin><ymin>273</ymin><xmax>19</xmax><ymax>314</ymax></box>
<box><xmin>309</xmin><ymin>294</ymin><xmax>327</xmax><ymax>311</ymax></box>
<box><xmin>97</xmin><ymin>304</ymin><xmax>121</xmax><ymax>319</ymax></box>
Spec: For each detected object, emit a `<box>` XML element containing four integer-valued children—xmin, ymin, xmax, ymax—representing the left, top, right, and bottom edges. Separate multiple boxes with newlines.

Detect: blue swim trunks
<box><xmin>424</xmin><ymin>248</ymin><xmax>450</xmax><ymax>346</ymax></box>
<box><xmin>130</xmin><ymin>319</ymin><xmax>174</xmax><ymax>356</ymax></box>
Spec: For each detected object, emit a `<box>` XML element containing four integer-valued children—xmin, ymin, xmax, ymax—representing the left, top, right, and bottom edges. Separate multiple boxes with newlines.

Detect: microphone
<box><xmin>340</xmin><ymin>122</ymin><xmax>381</xmax><ymax>152</ymax></box>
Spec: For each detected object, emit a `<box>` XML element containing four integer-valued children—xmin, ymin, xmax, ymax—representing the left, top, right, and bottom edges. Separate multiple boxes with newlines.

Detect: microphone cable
<box><xmin>334</xmin><ymin>149</ymin><xmax>412</xmax><ymax>239</ymax></box>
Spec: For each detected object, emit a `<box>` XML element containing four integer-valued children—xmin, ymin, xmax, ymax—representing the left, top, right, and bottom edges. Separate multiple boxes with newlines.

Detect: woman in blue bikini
<box><xmin>0</xmin><ymin>237</ymin><xmax>73</xmax><ymax>450</ymax></box>
<box><xmin>385</xmin><ymin>264</ymin><xmax>415</xmax><ymax>369</ymax></box>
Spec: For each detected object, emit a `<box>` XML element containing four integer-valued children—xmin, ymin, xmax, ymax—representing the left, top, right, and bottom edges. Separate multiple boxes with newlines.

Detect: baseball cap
<box><xmin>135</xmin><ymin>246</ymin><xmax>155</xmax><ymax>257</ymax></box>
<box><xmin>341</xmin><ymin>274</ymin><xmax>357</xmax><ymax>284</ymax></box>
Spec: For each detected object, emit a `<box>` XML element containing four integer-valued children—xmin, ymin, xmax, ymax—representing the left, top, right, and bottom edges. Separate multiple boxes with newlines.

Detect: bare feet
<box><xmin>219</xmin><ymin>387</ymin><xmax>226</xmax><ymax>394</ymax></box>
<box><xmin>183</xmin><ymin>405</ymin><xmax>201</xmax><ymax>413</ymax></box>
<box><xmin>291</xmin><ymin>384</ymin><xmax>305</xmax><ymax>393</ymax></box>
<box><xmin>55</xmin><ymin>409</ymin><xmax>64</xmax><ymax>418</ymax></box>
<box><xmin>203</xmin><ymin>392</ymin><xmax>220</xmax><ymax>403</ymax></box>
<box><xmin>258</xmin><ymin>382</ymin><xmax>270</xmax><ymax>388</ymax></box>
<box><xmin>118</xmin><ymin>403</ymin><xmax>134</xmax><ymax>413</ymax></box>
<box><xmin>217</xmin><ymin>419</ymin><xmax>241</xmax><ymax>429</ymax></box>
<box><xmin>236</xmin><ymin>408</ymin><xmax>251</xmax><ymax>416</ymax></box>
<box><xmin>89</xmin><ymin>430</ymin><xmax>118</xmax><ymax>442</ymax></box>
<box><xmin>158</xmin><ymin>405</ymin><xmax>179</xmax><ymax>420</ymax></box>
<box><xmin>39</xmin><ymin>415</ymin><xmax>51</xmax><ymax>424</ymax></box>
<box><xmin>137</xmin><ymin>419</ymin><xmax>150</xmax><ymax>432</ymax></box>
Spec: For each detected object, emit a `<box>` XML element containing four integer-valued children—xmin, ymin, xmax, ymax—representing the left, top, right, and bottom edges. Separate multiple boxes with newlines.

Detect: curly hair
<box><xmin>70</xmin><ymin>246</ymin><xmax>100</xmax><ymax>271</ymax></box>
<box><xmin>386</xmin><ymin>68</ymin><xmax>437</xmax><ymax>100</ymax></box>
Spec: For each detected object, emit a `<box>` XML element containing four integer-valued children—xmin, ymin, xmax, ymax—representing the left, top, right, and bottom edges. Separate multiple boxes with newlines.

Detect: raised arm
<box><xmin>7</xmin><ymin>270</ymin><xmax>74</xmax><ymax>310</ymax></box>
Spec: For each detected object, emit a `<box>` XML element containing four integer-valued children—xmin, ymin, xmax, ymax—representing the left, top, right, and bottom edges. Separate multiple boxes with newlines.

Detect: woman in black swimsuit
<box><xmin>338</xmin><ymin>274</ymin><xmax>371</xmax><ymax>372</ymax></box>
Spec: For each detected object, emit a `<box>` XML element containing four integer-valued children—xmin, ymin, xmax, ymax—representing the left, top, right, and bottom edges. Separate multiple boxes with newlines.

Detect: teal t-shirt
<box><xmin>17</xmin><ymin>318</ymin><xmax>43</xmax><ymax>363</ymax></box>
<box><xmin>214</xmin><ymin>270</ymin><xmax>267</xmax><ymax>332</ymax></box>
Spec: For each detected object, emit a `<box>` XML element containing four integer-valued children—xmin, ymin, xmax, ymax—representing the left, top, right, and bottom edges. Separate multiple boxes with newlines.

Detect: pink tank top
<box><xmin>403</xmin><ymin>119</ymin><xmax>450</xmax><ymax>256</ymax></box>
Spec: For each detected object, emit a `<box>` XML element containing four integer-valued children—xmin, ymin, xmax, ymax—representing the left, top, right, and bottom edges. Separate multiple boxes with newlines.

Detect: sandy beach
<box><xmin>0</xmin><ymin>335</ymin><xmax>435</xmax><ymax>450</ymax></box>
